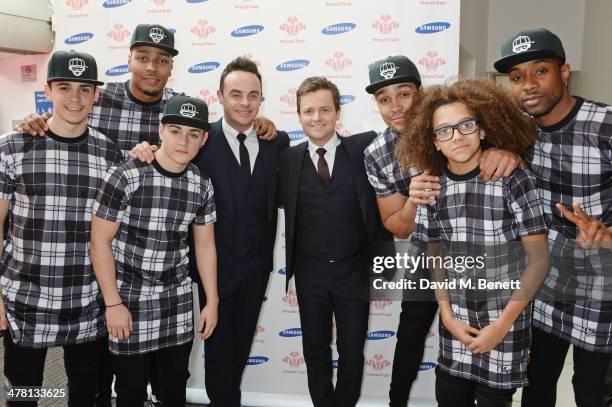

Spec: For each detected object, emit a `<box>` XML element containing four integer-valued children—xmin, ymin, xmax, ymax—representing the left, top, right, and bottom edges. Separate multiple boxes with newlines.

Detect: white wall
<box><xmin>459</xmin><ymin>0</ymin><xmax>489</xmax><ymax>78</ymax></box>
<box><xmin>485</xmin><ymin>0</ymin><xmax>586</xmax><ymax>72</ymax></box>
<box><xmin>0</xmin><ymin>53</ymin><xmax>50</xmax><ymax>133</ymax></box>
<box><xmin>572</xmin><ymin>0</ymin><xmax>612</xmax><ymax>105</ymax></box>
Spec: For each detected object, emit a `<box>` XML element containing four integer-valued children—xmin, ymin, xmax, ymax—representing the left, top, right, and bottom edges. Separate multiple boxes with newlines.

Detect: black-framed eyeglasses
<box><xmin>433</xmin><ymin>118</ymin><xmax>479</xmax><ymax>142</ymax></box>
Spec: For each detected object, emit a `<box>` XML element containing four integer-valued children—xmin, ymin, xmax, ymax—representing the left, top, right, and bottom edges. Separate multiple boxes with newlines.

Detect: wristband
<box><xmin>105</xmin><ymin>302</ymin><xmax>123</xmax><ymax>308</ymax></box>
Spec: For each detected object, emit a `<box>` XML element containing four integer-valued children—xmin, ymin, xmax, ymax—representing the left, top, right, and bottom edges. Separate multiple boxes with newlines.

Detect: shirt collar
<box><xmin>222</xmin><ymin>118</ymin><xmax>255</xmax><ymax>142</ymax></box>
<box><xmin>307</xmin><ymin>133</ymin><xmax>340</xmax><ymax>158</ymax></box>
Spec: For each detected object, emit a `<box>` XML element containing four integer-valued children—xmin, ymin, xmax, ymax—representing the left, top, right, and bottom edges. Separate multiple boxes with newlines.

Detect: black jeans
<box><xmin>388</xmin><ymin>300</ymin><xmax>438</xmax><ymax>406</ymax></box>
<box><xmin>521</xmin><ymin>326</ymin><xmax>611</xmax><ymax>407</ymax></box>
<box><xmin>435</xmin><ymin>367</ymin><xmax>515</xmax><ymax>407</ymax></box>
<box><xmin>112</xmin><ymin>341</ymin><xmax>192</xmax><ymax>407</ymax></box>
<box><xmin>3</xmin><ymin>334</ymin><xmax>106</xmax><ymax>407</ymax></box>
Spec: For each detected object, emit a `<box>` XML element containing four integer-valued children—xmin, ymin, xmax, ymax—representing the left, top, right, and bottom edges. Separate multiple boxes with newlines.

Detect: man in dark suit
<box><xmin>278</xmin><ymin>76</ymin><xmax>392</xmax><ymax>407</ymax></box>
<box><xmin>191</xmin><ymin>57</ymin><xmax>289</xmax><ymax>407</ymax></box>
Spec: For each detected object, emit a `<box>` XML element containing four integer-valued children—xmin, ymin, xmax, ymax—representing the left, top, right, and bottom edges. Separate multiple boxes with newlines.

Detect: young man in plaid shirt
<box><xmin>90</xmin><ymin>95</ymin><xmax>218</xmax><ymax>407</ymax></box>
<box><xmin>363</xmin><ymin>56</ymin><xmax>522</xmax><ymax>406</ymax></box>
<box><xmin>495</xmin><ymin>28</ymin><xmax>612</xmax><ymax>407</ymax></box>
<box><xmin>0</xmin><ymin>50</ymin><xmax>122</xmax><ymax>406</ymax></box>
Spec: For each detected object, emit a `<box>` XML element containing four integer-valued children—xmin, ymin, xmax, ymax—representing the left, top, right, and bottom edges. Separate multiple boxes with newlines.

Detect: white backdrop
<box><xmin>53</xmin><ymin>0</ymin><xmax>459</xmax><ymax>404</ymax></box>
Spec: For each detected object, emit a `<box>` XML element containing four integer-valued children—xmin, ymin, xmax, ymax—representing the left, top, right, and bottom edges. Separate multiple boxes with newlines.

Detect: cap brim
<box><xmin>47</xmin><ymin>77</ymin><xmax>104</xmax><ymax>86</ymax></box>
<box><xmin>162</xmin><ymin>115</ymin><xmax>210</xmax><ymax>131</ymax></box>
<box><xmin>494</xmin><ymin>49</ymin><xmax>564</xmax><ymax>74</ymax></box>
<box><xmin>365</xmin><ymin>75</ymin><xmax>421</xmax><ymax>94</ymax></box>
<box><xmin>130</xmin><ymin>41</ymin><xmax>179</xmax><ymax>56</ymax></box>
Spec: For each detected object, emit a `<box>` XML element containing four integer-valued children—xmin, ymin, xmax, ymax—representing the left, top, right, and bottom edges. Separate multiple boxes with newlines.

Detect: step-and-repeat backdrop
<box><xmin>53</xmin><ymin>0</ymin><xmax>459</xmax><ymax>404</ymax></box>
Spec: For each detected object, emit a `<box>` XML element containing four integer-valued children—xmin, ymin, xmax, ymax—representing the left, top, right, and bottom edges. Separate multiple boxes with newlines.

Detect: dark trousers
<box><xmin>112</xmin><ymin>341</ymin><xmax>192</xmax><ymax>407</ymax></box>
<box><xmin>521</xmin><ymin>326</ymin><xmax>611</xmax><ymax>407</ymax></box>
<box><xmin>203</xmin><ymin>270</ymin><xmax>270</xmax><ymax>407</ymax></box>
<box><xmin>435</xmin><ymin>367</ymin><xmax>515</xmax><ymax>407</ymax></box>
<box><xmin>294</xmin><ymin>255</ymin><xmax>370</xmax><ymax>407</ymax></box>
<box><xmin>3</xmin><ymin>334</ymin><xmax>106</xmax><ymax>407</ymax></box>
<box><xmin>389</xmin><ymin>300</ymin><xmax>438</xmax><ymax>406</ymax></box>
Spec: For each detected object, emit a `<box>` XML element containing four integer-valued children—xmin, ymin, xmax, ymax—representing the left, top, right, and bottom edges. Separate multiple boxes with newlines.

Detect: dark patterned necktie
<box><xmin>316</xmin><ymin>148</ymin><xmax>330</xmax><ymax>187</ymax></box>
<box><xmin>237</xmin><ymin>133</ymin><xmax>250</xmax><ymax>177</ymax></box>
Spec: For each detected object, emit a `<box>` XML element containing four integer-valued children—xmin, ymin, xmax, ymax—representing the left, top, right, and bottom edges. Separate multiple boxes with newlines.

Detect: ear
<box><xmin>479</xmin><ymin>128</ymin><xmax>486</xmax><ymax>140</ymax></box>
<box><xmin>433</xmin><ymin>138</ymin><xmax>441</xmax><ymax>151</ymax></box>
<box><xmin>560</xmin><ymin>63</ymin><xmax>571</xmax><ymax>87</ymax></box>
<box><xmin>44</xmin><ymin>83</ymin><xmax>52</xmax><ymax>99</ymax></box>
<box><xmin>217</xmin><ymin>89</ymin><xmax>224</xmax><ymax>105</ymax></box>
<box><xmin>93</xmin><ymin>86</ymin><xmax>101</xmax><ymax>104</ymax></box>
<box><xmin>201</xmin><ymin>131</ymin><xmax>209</xmax><ymax>147</ymax></box>
<box><xmin>127</xmin><ymin>52</ymin><xmax>133</xmax><ymax>72</ymax></box>
<box><xmin>158</xmin><ymin>123</ymin><xmax>165</xmax><ymax>142</ymax></box>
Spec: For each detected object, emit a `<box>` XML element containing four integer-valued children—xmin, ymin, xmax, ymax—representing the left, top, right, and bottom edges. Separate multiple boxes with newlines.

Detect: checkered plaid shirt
<box><xmin>364</xmin><ymin>127</ymin><xmax>413</xmax><ymax>197</ymax></box>
<box><xmin>528</xmin><ymin>97</ymin><xmax>612</xmax><ymax>353</ymax></box>
<box><xmin>88</xmin><ymin>81</ymin><xmax>179</xmax><ymax>157</ymax></box>
<box><xmin>0</xmin><ymin>128</ymin><xmax>122</xmax><ymax>348</ymax></box>
<box><xmin>413</xmin><ymin>166</ymin><xmax>548</xmax><ymax>389</ymax></box>
<box><xmin>93</xmin><ymin>159</ymin><xmax>216</xmax><ymax>355</ymax></box>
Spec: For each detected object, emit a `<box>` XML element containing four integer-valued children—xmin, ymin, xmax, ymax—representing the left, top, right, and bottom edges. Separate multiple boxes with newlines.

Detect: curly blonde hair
<box><xmin>397</xmin><ymin>78</ymin><xmax>537</xmax><ymax>175</ymax></box>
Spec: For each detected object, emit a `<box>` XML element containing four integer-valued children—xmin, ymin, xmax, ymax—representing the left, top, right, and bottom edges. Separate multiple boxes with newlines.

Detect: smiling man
<box><xmin>494</xmin><ymin>27</ymin><xmax>612</xmax><ymax>407</ymax></box>
<box><xmin>278</xmin><ymin>76</ymin><xmax>391</xmax><ymax>407</ymax></box>
<box><xmin>0</xmin><ymin>50</ymin><xmax>122</xmax><ymax>407</ymax></box>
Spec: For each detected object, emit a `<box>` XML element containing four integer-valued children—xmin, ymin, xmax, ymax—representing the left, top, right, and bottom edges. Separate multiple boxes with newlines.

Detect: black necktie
<box><xmin>316</xmin><ymin>148</ymin><xmax>330</xmax><ymax>187</ymax></box>
<box><xmin>237</xmin><ymin>133</ymin><xmax>250</xmax><ymax>177</ymax></box>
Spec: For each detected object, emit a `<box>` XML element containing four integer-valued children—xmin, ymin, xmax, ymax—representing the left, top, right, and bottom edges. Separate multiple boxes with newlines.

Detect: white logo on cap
<box><xmin>379</xmin><ymin>62</ymin><xmax>397</xmax><ymax>80</ymax></box>
<box><xmin>149</xmin><ymin>27</ymin><xmax>166</xmax><ymax>43</ymax></box>
<box><xmin>180</xmin><ymin>103</ymin><xmax>198</xmax><ymax>118</ymax></box>
<box><xmin>512</xmin><ymin>35</ymin><xmax>535</xmax><ymax>53</ymax></box>
<box><xmin>68</xmin><ymin>58</ymin><xmax>88</xmax><ymax>77</ymax></box>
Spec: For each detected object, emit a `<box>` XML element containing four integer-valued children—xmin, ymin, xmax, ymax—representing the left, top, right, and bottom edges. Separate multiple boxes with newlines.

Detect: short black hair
<box><xmin>219</xmin><ymin>57</ymin><xmax>262</xmax><ymax>92</ymax></box>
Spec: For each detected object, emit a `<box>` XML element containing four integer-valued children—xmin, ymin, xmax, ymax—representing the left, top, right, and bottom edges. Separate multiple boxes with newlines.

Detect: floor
<box><xmin>0</xmin><ymin>340</ymin><xmax>607</xmax><ymax>406</ymax></box>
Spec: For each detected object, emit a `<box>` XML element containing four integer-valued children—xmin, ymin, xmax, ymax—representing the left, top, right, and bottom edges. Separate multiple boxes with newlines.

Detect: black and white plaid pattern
<box><xmin>364</xmin><ymin>128</ymin><xmax>414</xmax><ymax>197</ymax></box>
<box><xmin>0</xmin><ymin>128</ymin><xmax>122</xmax><ymax>348</ymax></box>
<box><xmin>93</xmin><ymin>159</ymin><xmax>216</xmax><ymax>355</ymax></box>
<box><xmin>413</xmin><ymin>167</ymin><xmax>548</xmax><ymax>389</ymax></box>
<box><xmin>88</xmin><ymin>81</ymin><xmax>179</xmax><ymax>157</ymax></box>
<box><xmin>528</xmin><ymin>97</ymin><xmax>612</xmax><ymax>353</ymax></box>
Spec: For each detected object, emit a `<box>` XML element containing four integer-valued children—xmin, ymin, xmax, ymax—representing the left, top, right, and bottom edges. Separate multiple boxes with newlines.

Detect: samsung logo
<box><xmin>332</xmin><ymin>359</ymin><xmax>339</xmax><ymax>369</ymax></box>
<box><xmin>322</xmin><ymin>22</ymin><xmax>356</xmax><ymax>35</ymax></box>
<box><xmin>340</xmin><ymin>95</ymin><xmax>355</xmax><ymax>105</ymax></box>
<box><xmin>168</xmin><ymin>28</ymin><xmax>177</xmax><ymax>34</ymax></box>
<box><xmin>279</xmin><ymin>328</ymin><xmax>302</xmax><ymax>337</ymax></box>
<box><xmin>105</xmin><ymin>64</ymin><xmax>129</xmax><ymax>76</ymax></box>
<box><xmin>102</xmin><ymin>0</ymin><xmax>131</xmax><ymax>8</ymax></box>
<box><xmin>231</xmin><ymin>25</ymin><xmax>264</xmax><ymax>37</ymax></box>
<box><xmin>367</xmin><ymin>330</ymin><xmax>395</xmax><ymax>340</ymax></box>
<box><xmin>288</xmin><ymin>130</ymin><xmax>305</xmax><ymax>141</ymax></box>
<box><xmin>277</xmin><ymin>267</ymin><xmax>287</xmax><ymax>275</ymax></box>
<box><xmin>65</xmin><ymin>32</ymin><xmax>94</xmax><ymax>45</ymax></box>
<box><xmin>188</xmin><ymin>61</ymin><xmax>221</xmax><ymax>73</ymax></box>
<box><xmin>186</xmin><ymin>0</ymin><xmax>208</xmax><ymax>2</ymax></box>
<box><xmin>419</xmin><ymin>362</ymin><xmax>437</xmax><ymax>371</ymax></box>
<box><xmin>276</xmin><ymin>60</ymin><xmax>309</xmax><ymax>72</ymax></box>
<box><xmin>246</xmin><ymin>356</ymin><xmax>269</xmax><ymax>365</ymax></box>
<box><xmin>415</xmin><ymin>21</ymin><xmax>451</xmax><ymax>34</ymax></box>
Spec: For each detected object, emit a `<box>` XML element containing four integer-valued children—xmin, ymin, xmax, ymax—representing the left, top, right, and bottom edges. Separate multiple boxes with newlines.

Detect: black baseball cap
<box><xmin>161</xmin><ymin>96</ymin><xmax>210</xmax><ymax>131</ymax></box>
<box><xmin>366</xmin><ymin>55</ymin><xmax>421</xmax><ymax>94</ymax></box>
<box><xmin>47</xmin><ymin>50</ymin><xmax>104</xmax><ymax>86</ymax></box>
<box><xmin>130</xmin><ymin>24</ymin><xmax>178</xmax><ymax>56</ymax></box>
<box><xmin>494</xmin><ymin>28</ymin><xmax>566</xmax><ymax>74</ymax></box>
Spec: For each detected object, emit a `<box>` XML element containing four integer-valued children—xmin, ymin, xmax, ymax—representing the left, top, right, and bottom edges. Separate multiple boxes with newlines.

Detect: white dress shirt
<box><xmin>222</xmin><ymin>118</ymin><xmax>259</xmax><ymax>174</ymax></box>
<box><xmin>307</xmin><ymin>134</ymin><xmax>340</xmax><ymax>176</ymax></box>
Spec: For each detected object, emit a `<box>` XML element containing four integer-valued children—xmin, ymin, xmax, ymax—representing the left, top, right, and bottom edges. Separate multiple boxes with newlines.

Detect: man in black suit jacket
<box><xmin>278</xmin><ymin>77</ymin><xmax>391</xmax><ymax>407</ymax></box>
<box><xmin>191</xmin><ymin>57</ymin><xmax>289</xmax><ymax>407</ymax></box>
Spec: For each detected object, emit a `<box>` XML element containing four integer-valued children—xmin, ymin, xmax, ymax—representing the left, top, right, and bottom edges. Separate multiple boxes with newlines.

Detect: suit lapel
<box><xmin>287</xmin><ymin>142</ymin><xmax>308</xmax><ymax>240</ymax></box>
<box><xmin>258</xmin><ymin>138</ymin><xmax>275</xmax><ymax>221</ymax></box>
<box><xmin>209</xmin><ymin>120</ymin><xmax>235</xmax><ymax>218</ymax></box>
